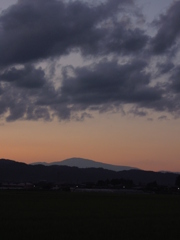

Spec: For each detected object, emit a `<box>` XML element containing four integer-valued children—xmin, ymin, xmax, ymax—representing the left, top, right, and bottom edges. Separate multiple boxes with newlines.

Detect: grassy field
<box><xmin>0</xmin><ymin>191</ymin><xmax>180</xmax><ymax>240</ymax></box>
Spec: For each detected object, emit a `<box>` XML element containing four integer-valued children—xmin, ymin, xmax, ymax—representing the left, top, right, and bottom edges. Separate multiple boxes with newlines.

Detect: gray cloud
<box><xmin>170</xmin><ymin>65</ymin><xmax>180</xmax><ymax>93</ymax></box>
<box><xmin>0</xmin><ymin>58</ymin><xmax>179</xmax><ymax>122</ymax></box>
<box><xmin>158</xmin><ymin>115</ymin><xmax>168</xmax><ymax>121</ymax></box>
<box><xmin>104</xmin><ymin>25</ymin><xmax>149</xmax><ymax>55</ymax></box>
<box><xmin>0</xmin><ymin>0</ymin><xmax>136</xmax><ymax>66</ymax></box>
<box><xmin>0</xmin><ymin>84</ymin><xmax>52</xmax><ymax>122</ymax></box>
<box><xmin>60</xmin><ymin>59</ymin><xmax>159</xmax><ymax>107</ymax></box>
<box><xmin>0</xmin><ymin>63</ymin><xmax>52</xmax><ymax>121</ymax></box>
<box><xmin>156</xmin><ymin>61</ymin><xmax>174</xmax><ymax>75</ymax></box>
<box><xmin>151</xmin><ymin>1</ymin><xmax>180</xmax><ymax>54</ymax></box>
<box><xmin>0</xmin><ymin>64</ymin><xmax>46</xmax><ymax>88</ymax></box>
<box><xmin>0</xmin><ymin>0</ymin><xmax>180</xmax><ymax>122</ymax></box>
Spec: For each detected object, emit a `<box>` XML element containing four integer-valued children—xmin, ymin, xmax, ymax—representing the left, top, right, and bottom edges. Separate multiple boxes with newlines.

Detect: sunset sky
<box><xmin>1</xmin><ymin>0</ymin><xmax>180</xmax><ymax>172</ymax></box>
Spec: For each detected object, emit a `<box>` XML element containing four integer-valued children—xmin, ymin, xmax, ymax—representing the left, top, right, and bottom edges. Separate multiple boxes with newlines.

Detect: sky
<box><xmin>0</xmin><ymin>0</ymin><xmax>180</xmax><ymax>172</ymax></box>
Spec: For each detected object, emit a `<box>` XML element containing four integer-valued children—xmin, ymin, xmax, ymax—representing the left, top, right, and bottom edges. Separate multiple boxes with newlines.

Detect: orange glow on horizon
<box><xmin>1</xmin><ymin>114</ymin><xmax>180</xmax><ymax>172</ymax></box>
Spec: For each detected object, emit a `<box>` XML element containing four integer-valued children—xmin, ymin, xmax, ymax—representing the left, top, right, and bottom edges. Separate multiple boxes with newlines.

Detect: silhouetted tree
<box><xmin>97</xmin><ymin>180</ymin><xmax>106</xmax><ymax>187</ymax></box>
<box><xmin>146</xmin><ymin>181</ymin><xmax>158</xmax><ymax>188</ymax></box>
<box><xmin>110</xmin><ymin>178</ymin><xmax>133</xmax><ymax>188</ymax></box>
<box><xmin>175</xmin><ymin>175</ymin><xmax>180</xmax><ymax>187</ymax></box>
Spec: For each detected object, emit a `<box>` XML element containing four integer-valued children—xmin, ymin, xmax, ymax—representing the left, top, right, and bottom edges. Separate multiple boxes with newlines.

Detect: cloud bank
<box><xmin>0</xmin><ymin>0</ymin><xmax>180</xmax><ymax>121</ymax></box>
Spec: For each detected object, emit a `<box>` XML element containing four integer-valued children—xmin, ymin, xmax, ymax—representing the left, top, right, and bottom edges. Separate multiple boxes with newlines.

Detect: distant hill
<box><xmin>30</xmin><ymin>157</ymin><xmax>137</xmax><ymax>171</ymax></box>
<box><xmin>0</xmin><ymin>158</ymin><xmax>179</xmax><ymax>186</ymax></box>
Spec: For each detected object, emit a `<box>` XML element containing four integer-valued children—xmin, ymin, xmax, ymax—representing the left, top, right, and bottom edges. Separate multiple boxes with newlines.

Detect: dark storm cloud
<box><xmin>170</xmin><ymin>66</ymin><xmax>180</xmax><ymax>93</ymax></box>
<box><xmin>0</xmin><ymin>58</ymin><xmax>162</xmax><ymax>122</ymax></box>
<box><xmin>92</xmin><ymin>24</ymin><xmax>149</xmax><ymax>56</ymax></box>
<box><xmin>0</xmin><ymin>60</ymin><xmax>178</xmax><ymax>122</ymax></box>
<box><xmin>0</xmin><ymin>0</ymin><xmax>180</xmax><ymax>122</ymax></box>
<box><xmin>0</xmin><ymin>82</ymin><xmax>52</xmax><ymax>121</ymax></box>
<box><xmin>156</xmin><ymin>62</ymin><xmax>174</xmax><ymax>75</ymax></box>
<box><xmin>0</xmin><ymin>0</ymin><xmax>137</xmax><ymax>66</ymax></box>
<box><xmin>59</xmin><ymin>59</ymin><xmax>161</xmax><ymax>110</ymax></box>
<box><xmin>0</xmin><ymin>63</ymin><xmax>53</xmax><ymax>121</ymax></box>
<box><xmin>151</xmin><ymin>1</ymin><xmax>180</xmax><ymax>54</ymax></box>
<box><xmin>0</xmin><ymin>64</ymin><xmax>46</xmax><ymax>88</ymax></box>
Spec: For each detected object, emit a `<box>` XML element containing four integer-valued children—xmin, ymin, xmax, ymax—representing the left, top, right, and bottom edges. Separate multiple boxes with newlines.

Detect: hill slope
<box><xmin>31</xmin><ymin>157</ymin><xmax>137</xmax><ymax>171</ymax></box>
<box><xmin>0</xmin><ymin>158</ymin><xmax>178</xmax><ymax>186</ymax></box>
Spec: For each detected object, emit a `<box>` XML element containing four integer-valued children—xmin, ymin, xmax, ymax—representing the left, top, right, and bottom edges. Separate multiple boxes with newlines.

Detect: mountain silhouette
<box><xmin>0</xmin><ymin>158</ymin><xmax>178</xmax><ymax>186</ymax></box>
<box><xmin>31</xmin><ymin>157</ymin><xmax>137</xmax><ymax>171</ymax></box>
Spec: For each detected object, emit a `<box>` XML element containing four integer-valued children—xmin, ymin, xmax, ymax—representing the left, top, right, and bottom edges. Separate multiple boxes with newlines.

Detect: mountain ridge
<box><xmin>0</xmin><ymin>158</ymin><xmax>178</xmax><ymax>186</ymax></box>
<box><xmin>30</xmin><ymin>157</ymin><xmax>138</xmax><ymax>171</ymax></box>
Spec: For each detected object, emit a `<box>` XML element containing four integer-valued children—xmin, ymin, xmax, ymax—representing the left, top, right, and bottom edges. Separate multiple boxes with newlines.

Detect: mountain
<box><xmin>31</xmin><ymin>157</ymin><xmax>137</xmax><ymax>171</ymax></box>
<box><xmin>0</xmin><ymin>158</ymin><xmax>179</xmax><ymax>186</ymax></box>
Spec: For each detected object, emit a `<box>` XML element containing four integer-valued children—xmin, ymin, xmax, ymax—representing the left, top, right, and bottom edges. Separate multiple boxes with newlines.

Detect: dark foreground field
<box><xmin>0</xmin><ymin>191</ymin><xmax>180</xmax><ymax>240</ymax></box>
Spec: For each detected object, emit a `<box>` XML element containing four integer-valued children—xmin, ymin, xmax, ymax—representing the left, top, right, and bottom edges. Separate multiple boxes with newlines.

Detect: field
<box><xmin>0</xmin><ymin>191</ymin><xmax>180</xmax><ymax>240</ymax></box>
